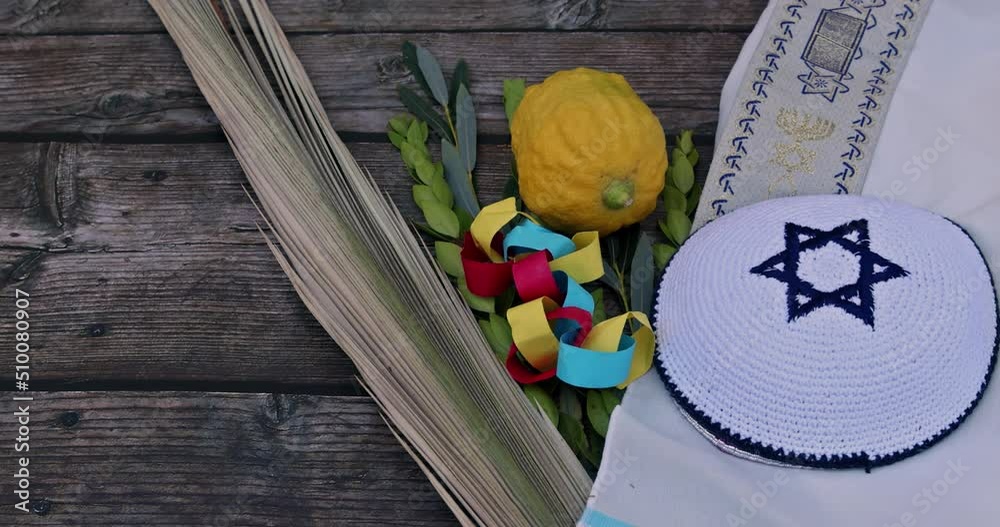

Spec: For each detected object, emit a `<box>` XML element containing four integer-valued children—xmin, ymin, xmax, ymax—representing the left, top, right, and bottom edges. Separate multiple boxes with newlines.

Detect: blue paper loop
<box><xmin>554</xmin><ymin>271</ymin><xmax>595</xmax><ymax>313</ymax></box>
<box><xmin>504</xmin><ymin>220</ymin><xmax>577</xmax><ymax>260</ymax></box>
<box><xmin>556</xmin><ymin>334</ymin><xmax>636</xmax><ymax>388</ymax></box>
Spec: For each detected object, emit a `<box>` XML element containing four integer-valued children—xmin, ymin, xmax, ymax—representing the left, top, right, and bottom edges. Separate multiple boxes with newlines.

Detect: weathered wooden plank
<box><xmin>0</xmin><ymin>141</ymin><xmax>710</xmax><ymax>390</ymax></box>
<box><xmin>0</xmin><ymin>141</ymin><xmax>507</xmax><ymax>390</ymax></box>
<box><xmin>0</xmin><ymin>31</ymin><xmax>745</xmax><ymax>137</ymax></box>
<box><xmin>0</xmin><ymin>391</ymin><xmax>455</xmax><ymax>525</ymax></box>
<box><xmin>0</xmin><ymin>143</ymin><xmax>69</xmax><ymax>248</ymax></box>
<box><xmin>0</xmin><ymin>0</ymin><xmax>767</xmax><ymax>35</ymax></box>
<box><xmin>1</xmin><ymin>140</ymin><xmax>711</xmax><ymax>251</ymax></box>
<box><xmin>0</xmin><ymin>142</ymin><xmax>512</xmax><ymax>251</ymax></box>
<box><xmin>0</xmin><ymin>244</ymin><xmax>360</xmax><ymax>391</ymax></box>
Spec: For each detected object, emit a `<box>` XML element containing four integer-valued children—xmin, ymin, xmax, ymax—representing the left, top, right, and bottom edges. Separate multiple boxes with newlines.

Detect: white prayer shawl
<box><xmin>583</xmin><ymin>0</ymin><xmax>1000</xmax><ymax>525</ymax></box>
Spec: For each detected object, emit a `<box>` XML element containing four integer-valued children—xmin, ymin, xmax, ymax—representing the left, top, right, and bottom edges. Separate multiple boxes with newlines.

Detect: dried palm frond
<box><xmin>147</xmin><ymin>1</ymin><xmax>591</xmax><ymax>525</ymax></box>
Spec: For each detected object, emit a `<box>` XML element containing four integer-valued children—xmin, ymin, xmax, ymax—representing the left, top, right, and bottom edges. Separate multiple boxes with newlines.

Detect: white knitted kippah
<box><xmin>654</xmin><ymin>195</ymin><xmax>998</xmax><ymax>469</ymax></box>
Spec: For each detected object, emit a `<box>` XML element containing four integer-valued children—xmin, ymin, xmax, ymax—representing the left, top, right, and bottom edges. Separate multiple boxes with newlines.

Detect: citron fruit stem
<box><xmin>602</xmin><ymin>180</ymin><xmax>635</xmax><ymax>210</ymax></box>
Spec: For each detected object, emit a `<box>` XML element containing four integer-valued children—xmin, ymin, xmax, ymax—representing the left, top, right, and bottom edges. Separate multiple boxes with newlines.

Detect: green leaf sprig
<box><xmin>399</xmin><ymin>42</ymin><xmax>480</xmax><ymax>217</ymax></box>
<box><xmin>655</xmin><ymin>130</ymin><xmax>701</xmax><ymax>270</ymax></box>
<box><xmin>387</xmin><ymin>113</ymin><xmax>461</xmax><ymax>239</ymax></box>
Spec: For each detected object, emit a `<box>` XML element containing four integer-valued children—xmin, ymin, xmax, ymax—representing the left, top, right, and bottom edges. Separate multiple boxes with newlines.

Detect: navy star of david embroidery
<box><xmin>750</xmin><ymin>219</ymin><xmax>908</xmax><ymax>328</ymax></box>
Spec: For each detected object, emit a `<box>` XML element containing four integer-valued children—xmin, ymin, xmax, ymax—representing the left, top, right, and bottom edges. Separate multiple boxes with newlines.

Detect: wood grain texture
<box><xmin>0</xmin><ymin>391</ymin><xmax>455</xmax><ymax>525</ymax></box>
<box><xmin>0</xmin><ymin>141</ymin><xmax>510</xmax><ymax>391</ymax></box>
<box><xmin>0</xmin><ymin>141</ymin><xmax>509</xmax><ymax>391</ymax></box>
<box><xmin>0</xmin><ymin>244</ymin><xmax>359</xmax><ymax>391</ymax></box>
<box><xmin>0</xmin><ymin>0</ymin><xmax>767</xmax><ymax>34</ymax></box>
<box><xmin>0</xmin><ymin>142</ymin><xmax>511</xmax><ymax>251</ymax></box>
<box><xmin>0</xmin><ymin>31</ymin><xmax>746</xmax><ymax>138</ymax></box>
<box><xmin>0</xmin><ymin>141</ymin><xmax>710</xmax><ymax>391</ymax></box>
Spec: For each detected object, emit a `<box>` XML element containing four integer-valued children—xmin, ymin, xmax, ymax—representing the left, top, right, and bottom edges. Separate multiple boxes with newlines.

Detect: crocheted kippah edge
<box><xmin>652</xmin><ymin>215</ymin><xmax>1000</xmax><ymax>471</ymax></box>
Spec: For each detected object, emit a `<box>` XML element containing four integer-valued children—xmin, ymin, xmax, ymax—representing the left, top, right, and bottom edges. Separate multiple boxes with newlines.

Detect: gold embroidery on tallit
<box><xmin>769</xmin><ymin>108</ymin><xmax>836</xmax><ymax>196</ymax></box>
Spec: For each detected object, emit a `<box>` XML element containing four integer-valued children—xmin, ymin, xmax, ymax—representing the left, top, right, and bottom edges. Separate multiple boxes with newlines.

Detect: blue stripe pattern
<box><xmin>579</xmin><ymin>507</ymin><xmax>636</xmax><ymax>527</ymax></box>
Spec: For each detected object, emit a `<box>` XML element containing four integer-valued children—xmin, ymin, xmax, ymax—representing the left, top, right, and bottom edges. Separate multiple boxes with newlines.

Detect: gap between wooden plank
<box><xmin>0</xmin><ymin>391</ymin><xmax>457</xmax><ymax>525</ymax></box>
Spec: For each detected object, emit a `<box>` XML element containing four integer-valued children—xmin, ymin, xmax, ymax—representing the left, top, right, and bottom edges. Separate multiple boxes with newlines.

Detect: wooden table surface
<box><xmin>0</xmin><ymin>1</ymin><xmax>766</xmax><ymax>524</ymax></box>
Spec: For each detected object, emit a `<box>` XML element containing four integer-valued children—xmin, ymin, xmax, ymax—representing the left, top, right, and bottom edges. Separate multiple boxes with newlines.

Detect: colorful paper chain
<box><xmin>461</xmin><ymin>198</ymin><xmax>653</xmax><ymax>389</ymax></box>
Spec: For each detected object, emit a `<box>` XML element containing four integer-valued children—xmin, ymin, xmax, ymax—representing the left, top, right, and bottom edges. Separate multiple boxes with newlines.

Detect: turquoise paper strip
<box><xmin>555</xmin><ymin>271</ymin><xmax>595</xmax><ymax>312</ymax></box>
<box><xmin>504</xmin><ymin>220</ymin><xmax>577</xmax><ymax>259</ymax></box>
<box><xmin>557</xmin><ymin>334</ymin><xmax>635</xmax><ymax>389</ymax></box>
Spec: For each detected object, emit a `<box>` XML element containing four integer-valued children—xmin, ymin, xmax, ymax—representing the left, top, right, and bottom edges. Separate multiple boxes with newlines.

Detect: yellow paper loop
<box><xmin>506</xmin><ymin>297</ymin><xmax>561</xmax><ymax>371</ymax></box>
<box><xmin>470</xmin><ymin>198</ymin><xmax>518</xmax><ymax>262</ymax></box>
<box><xmin>581</xmin><ymin>312</ymin><xmax>654</xmax><ymax>388</ymax></box>
<box><xmin>549</xmin><ymin>231</ymin><xmax>603</xmax><ymax>283</ymax></box>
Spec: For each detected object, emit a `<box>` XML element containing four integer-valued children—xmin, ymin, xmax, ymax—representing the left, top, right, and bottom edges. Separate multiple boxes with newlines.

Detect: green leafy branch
<box><xmin>388</xmin><ymin>114</ymin><xmax>464</xmax><ymax>238</ymax></box>
<box><xmin>398</xmin><ymin>42</ymin><xmax>480</xmax><ymax>219</ymax></box>
<box><xmin>655</xmin><ymin>130</ymin><xmax>701</xmax><ymax>270</ymax></box>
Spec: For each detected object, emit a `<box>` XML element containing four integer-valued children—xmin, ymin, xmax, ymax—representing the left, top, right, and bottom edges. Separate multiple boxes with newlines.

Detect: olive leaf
<box><xmin>586</xmin><ymin>390</ymin><xmax>612</xmax><ymax>438</ymax></box>
<box><xmin>456</xmin><ymin>85</ymin><xmax>477</xmax><ymax>173</ymax></box>
<box><xmin>670</xmin><ymin>147</ymin><xmax>695</xmax><ymax>194</ymax></box>
<box><xmin>401</xmin><ymin>41</ymin><xmax>433</xmax><ymax>100</ymax></box>
<box><xmin>442</xmin><ymin>139</ymin><xmax>481</xmax><ymax>216</ymax></box>
<box><xmin>630</xmin><ymin>233</ymin><xmax>655</xmax><ymax>317</ymax></box>
<box><xmin>600</xmin><ymin>259</ymin><xmax>620</xmax><ymax>291</ymax></box>
<box><xmin>449</xmin><ymin>59</ymin><xmax>470</xmax><ymax>116</ymax></box>
<box><xmin>601</xmin><ymin>225</ymin><xmax>640</xmax><ymax>273</ymax></box>
<box><xmin>420</xmin><ymin>199</ymin><xmax>460</xmax><ymax>238</ymax></box>
<box><xmin>415</xmin><ymin>45</ymin><xmax>449</xmax><ymax>106</ymax></box>
<box><xmin>454</xmin><ymin>205</ymin><xmax>474</xmax><ymax>234</ymax></box>
<box><xmin>666</xmin><ymin>209</ymin><xmax>692</xmax><ymax>245</ymax></box>
<box><xmin>523</xmin><ymin>385</ymin><xmax>559</xmax><ymax>427</ymax></box>
<box><xmin>398</xmin><ymin>85</ymin><xmax>452</xmax><ymax>142</ymax></box>
<box><xmin>503</xmin><ymin>78</ymin><xmax>526</xmax><ymax>125</ymax></box>
<box><xmin>458</xmin><ymin>277</ymin><xmax>495</xmax><ymax>312</ymax></box>
<box><xmin>653</xmin><ymin>243</ymin><xmax>678</xmax><ymax>271</ymax></box>
<box><xmin>434</xmin><ymin>241</ymin><xmax>463</xmax><ymax>277</ymax></box>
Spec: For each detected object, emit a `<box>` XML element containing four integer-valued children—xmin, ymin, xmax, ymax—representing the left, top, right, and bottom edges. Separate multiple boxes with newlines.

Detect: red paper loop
<box><xmin>546</xmin><ymin>307</ymin><xmax>593</xmax><ymax>346</ymax></box>
<box><xmin>505</xmin><ymin>344</ymin><xmax>557</xmax><ymax>384</ymax></box>
<box><xmin>461</xmin><ymin>232</ymin><xmax>514</xmax><ymax>296</ymax></box>
<box><xmin>511</xmin><ymin>250</ymin><xmax>559</xmax><ymax>302</ymax></box>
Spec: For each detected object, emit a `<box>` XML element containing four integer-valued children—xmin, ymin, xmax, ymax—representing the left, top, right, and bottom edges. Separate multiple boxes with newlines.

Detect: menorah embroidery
<box><xmin>769</xmin><ymin>108</ymin><xmax>836</xmax><ymax>196</ymax></box>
